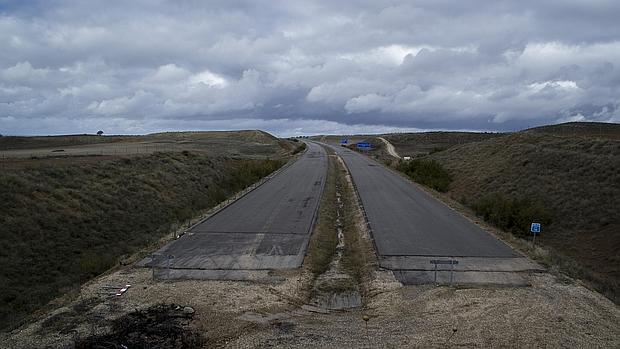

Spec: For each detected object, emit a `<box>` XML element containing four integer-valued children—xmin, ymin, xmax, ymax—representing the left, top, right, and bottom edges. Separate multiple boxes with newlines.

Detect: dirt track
<box><xmin>377</xmin><ymin>137</ymin><xmax>401</xmax><ymax>159</ymax></box>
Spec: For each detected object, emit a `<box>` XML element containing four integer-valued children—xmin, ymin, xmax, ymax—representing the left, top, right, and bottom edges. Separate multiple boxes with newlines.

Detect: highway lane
<box><xmin>145</xmin><ymin>141</ymin><xmax>327</xmax><ymax>279</ymax></box>
<box><xmin>326</xmin><ymin>143</ymin><xmax>537</xmax><ymax>285</ymax></box>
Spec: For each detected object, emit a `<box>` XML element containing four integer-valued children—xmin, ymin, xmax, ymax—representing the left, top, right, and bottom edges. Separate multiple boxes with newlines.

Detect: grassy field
<box><xmin>384</xmin><ymin>131</ymin><xmax>503</xmax><ymax>157</ymax></box>
<box><xmin>0</xmin><ymin>130</ymin><xmax>291</xmax><ymax>160</ymax></box>
<box><xmin>0</xmin><ymin>134</ymin><xmax>135</xmax><ymax>151</ymax></box>
<box><xmin>0</xmin><ymin>131</ymin><xmax>292</xmax><ymax>331</ymax></box>
<box><xmin>386</xmin><ymin>122</ymin><xmax>619</xmax><ymax>302</ymax></box>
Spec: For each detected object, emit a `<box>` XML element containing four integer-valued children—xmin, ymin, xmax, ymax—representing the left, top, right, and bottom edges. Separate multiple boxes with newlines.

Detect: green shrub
<box><xmin>292</xmin><ymin>142</ymin><xmax>307</xmax><ymax>155</ymax></box>
<box><xmin>472</xmin><ymin>193</ymin><xmax>552</xmax><ymax>236</ymax></box>
<box><xmin>396</xmin><ymin>158</ymin><xmax>452</xmax><ymax>192</ymax></box>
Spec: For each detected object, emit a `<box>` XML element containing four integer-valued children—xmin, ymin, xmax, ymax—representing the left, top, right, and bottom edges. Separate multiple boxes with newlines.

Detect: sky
<box><xmin>1</xmin><ymin>0</ymin><xmax>619</xmax><ymax>137</ymax></box>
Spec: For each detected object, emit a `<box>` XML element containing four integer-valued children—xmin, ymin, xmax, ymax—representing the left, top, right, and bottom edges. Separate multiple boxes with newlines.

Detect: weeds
<box><xmin>339</xmin><ymin>162</ymin><xmax>374</xmax><ymax>291</ymax></box>
<box><xmin>291</xmin><ymin>142</ymin><xmax>307</xmax><ymax>155</ymax></box>
<box><xmin>396</xmin><ymin>158</ymin><xmax>452</xmax><ymax>192</ymax></box>
<box><xmin>471</xmin><ymin>194</ymin><xmax>552</xmax><ymax>237</ymax></box>
<box><xmin>305</xmin><ymin>147</ymin><xmax>374</xmax><ymax>299</ymax></box>
<box><xmin>428</xmin><ymin>130</ymin><xmax>620</xmax><ymax>303</ymax></box>
<box><xmin>0</xmin><ymin>152</ymin><xmax>284</xmax><ymax>330</ymax></box>
<box><xmin>306</xmin><ymin>153</ymin><xmax>339</xmax><ymax>277</ymax></box>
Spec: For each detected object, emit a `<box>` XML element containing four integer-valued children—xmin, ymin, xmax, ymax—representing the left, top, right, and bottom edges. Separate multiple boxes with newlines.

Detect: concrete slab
<box><xmin>145</xmin><ymin>233</ymin><xmax>308</xmax><ymax>269</ymax></box>
<box><xmin>393</xmin><ymin>270</ymin><xmax>530</xmax><ymax>287</ymax></box>
<box><xmin>381</xmin><ymin>256</ymin><xmax>543</xmax><ymax>272</ymax></box>
<box><xmin>153</xmin><ymin>268</ymin><xmax>281</xmax><ymax>282</ymax></box>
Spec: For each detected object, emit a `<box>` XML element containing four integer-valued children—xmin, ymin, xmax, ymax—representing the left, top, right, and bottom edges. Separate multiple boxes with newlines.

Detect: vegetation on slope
<box><xmin>0</xmin><ymin>151</ymin><xmax>284</xmax><ymax>330</ymax></box>
<box><xmin>306</xmin><ymin>150</ymin><xmax>339</xmax><ymax>277</ymax></box>
<box><xmin>0</xmin><ymin>130</ymin><xmax>287</xmax><ymax>160</ymax></box>
<box><xmin>428</xmin><ymin>125</ymin><xmax>620</xmax><ymax>302</ymax></box>
<box><xmin>291</xmin><ymin>142</ymin><xmax>307</xmax><ymax>155</ymax></box>
<box><xmin>385</xmin><ymin>131</ymin><xmax>503</xmax><ymax>157</ymax></box>
<box><xmin>471</xmin><ymin>194</ymin><xmax>552</xmax><ymax>236</ymax></box>
<box><xmin>395</xmin><ymin>158</ymin><xmax>452</xmax><ymax>192</ymax></box>
<box><xmin>0</xmin><ymin>134</ymin><xmax>133</xmax><ymax>151</ymax></box>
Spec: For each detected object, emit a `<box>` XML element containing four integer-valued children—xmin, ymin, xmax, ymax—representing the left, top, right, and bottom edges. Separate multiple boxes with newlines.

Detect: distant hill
<box><xmin>0</xmin><ymin>134</ymin><xmax>134</xmax><ymax>151</ymax></box>
<box><xmin>384</xmin><ymin>131</ymin><xmax>504</xmax><ymax>157</ymax></box>
<box><xmin>524</xmin><ymin>122</ymin><xmax>620</xmax><ymax>139</ymax></box>
<box><xmin>422</xmin><ymin>122</ymin><xmax>620</xmax><ymax>301</ymax></box>
<box><xmin>0</xmin><ymin>130</ymin><xmax>291</xmax><ymax>162</ymax></box>
<box><xmin>0</xmin><ymin>130</ymin><xmax>281</xmax><ymax>151</ymax></box>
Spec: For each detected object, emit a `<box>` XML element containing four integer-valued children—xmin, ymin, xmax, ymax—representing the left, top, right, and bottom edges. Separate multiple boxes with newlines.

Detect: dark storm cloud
<box><xmin>0</xmin><ymin>0</ymin><xmax>619</xmax><ymax>136</ymax></box>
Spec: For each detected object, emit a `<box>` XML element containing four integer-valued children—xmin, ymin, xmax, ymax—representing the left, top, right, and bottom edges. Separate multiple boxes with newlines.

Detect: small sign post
<box><xmin>530</xmin><ymin>223</ymin><xmax>541</xmax><ymax>247</ymax></box>
<box><xmin>340</xmin><ymin>138</ymin><xmax>348</xmax><ymax>145</ymax></box>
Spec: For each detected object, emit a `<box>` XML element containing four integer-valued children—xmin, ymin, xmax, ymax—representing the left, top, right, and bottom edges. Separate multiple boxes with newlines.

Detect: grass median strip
<box><xmin>305</xmin><ymin>149</ymin><xmax>339</xmax><ymax>278</ymax></box>
<box><xmin>304</xmin><ymin>146</ymin><xmax>375</xmax><ymax>308</ymax></box>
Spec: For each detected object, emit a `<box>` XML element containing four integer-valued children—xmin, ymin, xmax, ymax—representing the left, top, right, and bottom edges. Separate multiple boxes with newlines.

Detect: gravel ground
<box><xmin>231</xmin><ymin>270</ymin><xmax>619</xmax><ymax>348</ymax></box>
<box><xmin>3</xmin><ymin>265</ymin><xmax>617</xmax><ymax>348</ymax></box>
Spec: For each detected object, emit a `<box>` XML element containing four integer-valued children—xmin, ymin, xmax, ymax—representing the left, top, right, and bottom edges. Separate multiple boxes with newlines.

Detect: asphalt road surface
<box><xmin>145</xmin><ymin>142</ymin><xmax>327</xmax><ymax>279</ymax></box>
<box><xmin>325</xmin><ymin>143</ymin><xmax>538</xmax><ymax>285</ymax></box>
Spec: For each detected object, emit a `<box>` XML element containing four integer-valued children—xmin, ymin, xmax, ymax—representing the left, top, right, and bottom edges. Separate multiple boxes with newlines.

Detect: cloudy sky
<box><xmin>1</xmin><ymin>0</ymin><xmax>619</xmax><ymax>136</ymax></box>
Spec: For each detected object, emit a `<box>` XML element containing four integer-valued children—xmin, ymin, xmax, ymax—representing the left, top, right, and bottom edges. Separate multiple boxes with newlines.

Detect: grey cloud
<box><xmin>0</xmin><ymin>0</ymin><xmax>619</xmax><ymax>136</ymax></box>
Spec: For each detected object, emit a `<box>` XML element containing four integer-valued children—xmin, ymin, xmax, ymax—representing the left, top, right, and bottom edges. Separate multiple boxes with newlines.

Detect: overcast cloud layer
<box><xmin>1</xmin><ymin>0</ymin><xmax>619</xmax><ymax>136</ymax></box>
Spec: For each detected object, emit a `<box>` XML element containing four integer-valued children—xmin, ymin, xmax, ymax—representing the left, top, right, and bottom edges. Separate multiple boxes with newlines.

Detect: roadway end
<box><xmin>139</xmin><ymin>142</ymin><xmax>328</xmax><ymax>281</ymax></box>
<box><xmin>320</xmin><ymin>141</ymin><xmax>546</xmax><ymax>287</ymax></box>
<box><xmin>380</xmin><ymin>256</ymin><xmax>544</xmax><ymax>272</ymax></box>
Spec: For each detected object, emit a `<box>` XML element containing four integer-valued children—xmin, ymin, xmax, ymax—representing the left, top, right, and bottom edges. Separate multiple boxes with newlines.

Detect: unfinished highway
<box><xmin>144</xmin><ymin>141</ymin><xmax>327</xmax><ymax>280</ymax></box>
<box><xmin>325</xmin><ymin>142</ymin><xmax>539</xmax><ymax>285</ymax></box>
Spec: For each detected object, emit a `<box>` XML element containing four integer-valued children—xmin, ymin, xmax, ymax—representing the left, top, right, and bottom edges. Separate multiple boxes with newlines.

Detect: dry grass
<box><xmin>0</xmin><ymin>131</ymin><xmax>292</xmax><ymax>331</ymax></box>
<box><xmin>385</xmin><ymin>131</ymin><xmax>503</xmax><ymax>157</ymax></box>
<box><xmin>424</xmin><ymin>124</ymin><xmax>620</xmax><ymax>303</ymax></box>
<box><xmin>0</xmin><ymin>130</ymin><xmax>289</xmax><ymax>160</ymax></box>
<box><xmin>337</xmin><ymin>157</ymin><xmax>377</xmax><ymax>297</ymax></box>
<box><xmin>305</xmin><ymin>148</ymin><xmax>339</xmax><ymax>278</ymax></box>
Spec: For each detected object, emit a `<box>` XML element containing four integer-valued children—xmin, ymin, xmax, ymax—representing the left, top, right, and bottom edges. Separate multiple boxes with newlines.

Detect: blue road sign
<box><xmin>340</xmin><ymin>138</ymin><xmax>348</xmax><ymax>144</ymax></box>
<box><xmin>356</xmin><ymin>142</ymin><xmax>371</xmax><ymax>149</ymax></box>
<box><xmin>531</xmin><ymin>222</ymin><xmax>541</xmax><ymax>234</ymax></box>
